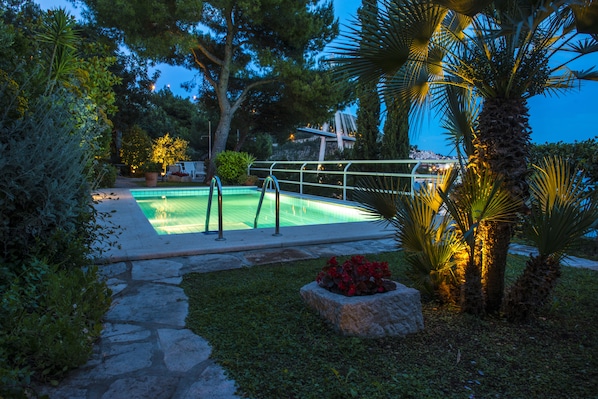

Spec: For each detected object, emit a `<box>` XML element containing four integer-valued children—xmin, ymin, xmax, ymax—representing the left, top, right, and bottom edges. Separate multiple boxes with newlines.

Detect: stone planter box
<box><xmin>300</xmin><ymin>281</ymin><xmax>424</xmax><ymax>338</ymax></box>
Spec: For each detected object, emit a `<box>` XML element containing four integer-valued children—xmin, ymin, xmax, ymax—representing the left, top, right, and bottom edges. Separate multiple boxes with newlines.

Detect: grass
<box><xmin>182</xmin><ymin>251</ymin><xmax>598</xmax><ymax>399</ymax></box>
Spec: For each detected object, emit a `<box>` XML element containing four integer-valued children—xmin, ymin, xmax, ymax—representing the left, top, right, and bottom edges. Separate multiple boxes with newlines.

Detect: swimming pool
<box><xmin>131</xmin><ymin>187</ymin><xmax>371</xmax><ymax>235</ymax></box>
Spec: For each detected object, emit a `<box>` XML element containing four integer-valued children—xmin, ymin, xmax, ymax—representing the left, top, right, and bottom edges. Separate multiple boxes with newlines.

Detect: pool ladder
<box><xmin>204</xmin><ymin>176</ymin><xmax>225</xmax><ymax>240</ymax></box>
<box><xmin>204</xmin><ymin>175</ymin><xmax>282</xmax><ymax>240</ymax></box>
<box><xmin>254</xmin><ymin>175</ymin><xmax>281</xmax><ymax>236</ymax></box>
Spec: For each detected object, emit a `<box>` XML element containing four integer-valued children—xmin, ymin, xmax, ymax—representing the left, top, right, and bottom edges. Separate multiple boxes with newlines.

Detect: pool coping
<box><xmin>93</xmin><ymin>187</ymin><xmax>395</xmax><ymax>264</ymax></box>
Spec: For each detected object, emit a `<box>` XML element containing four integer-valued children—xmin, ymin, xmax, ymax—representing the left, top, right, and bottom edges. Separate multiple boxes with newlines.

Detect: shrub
<box><xmin>0</xmin><ymin>258</ymin><xmax>111</xmax><ymax>392</ymax></box>
<box><xmin>92</xmin><ymin>160</ymin><xmax>118</xmax><ymax>189</ymax></box>
<box><xmin>0</xmin><ymin>96</ymin><xmax>93</xmax><ymax>263</ymax></box>
<box><xmin>141</xmin><ymin>160</ymin><xmax>163</xmax><ymax>173</ymax></box>
<box><xmin>530</xmin><ymin>139</ymin><xmax>598</xmax><ymax>197</ymax></box>
<box><xmin>215</xmin><ymin>150</ymin><xmax>256</xmax><ymax>185</ymax></box>
<box><xmin>0</xmin><ymin>91</ymin><xmax>112</xmax><ymax>395</ymax></box>
<box><xmin>316</xmin><ymin>255</ymin><xmax>396</xmax><ymax>296</ymax></box>
<box><xmin>120</xmin><ymin>125</ymin><xmax>152</xmax><ymax>175</ymax></box>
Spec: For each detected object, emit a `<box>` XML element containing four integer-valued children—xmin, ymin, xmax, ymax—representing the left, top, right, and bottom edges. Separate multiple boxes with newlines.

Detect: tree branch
<box><xmin>231</xmin><ymin>78</ymin><xmax>278</xmax><ymax>114</ymax></box>
<box><xmin>192</xmin><ymin>48</ymin><xmax>218</xmax><ymax>91</ymax></box>
<box><xmin>193</xmin><ymin>41</ymin><xmax>224</xmax><ymax>66</ymax></box>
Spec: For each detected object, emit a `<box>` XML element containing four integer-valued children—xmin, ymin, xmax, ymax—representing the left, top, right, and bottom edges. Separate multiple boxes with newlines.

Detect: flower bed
<box><xmin>316</xmin><ymin>255</ymin><xmax>396</xmax><ymax>296</ymax></box>
<box><xmin>300</xmin><ymin>281</ymin><xmax>424</xmax><ymax>338</ymax></box>
<box><xmin>301</xmin><ymin>255</ymin><xmax>424</xmax><ymax>338</ymax></box>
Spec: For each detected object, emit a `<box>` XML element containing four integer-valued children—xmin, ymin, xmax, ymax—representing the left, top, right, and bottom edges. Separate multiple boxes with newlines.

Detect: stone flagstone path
<box><xmin>35</xmin><ymin>239</ymin><xmax>598</xmax><ymax>398</ymax></box>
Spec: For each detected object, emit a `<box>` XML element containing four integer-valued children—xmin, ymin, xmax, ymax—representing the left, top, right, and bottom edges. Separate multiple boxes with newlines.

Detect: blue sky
<box><xmin>37</xmin><ymin>0</ymin><xmax>597</xmax><ymax>155</ymax></box>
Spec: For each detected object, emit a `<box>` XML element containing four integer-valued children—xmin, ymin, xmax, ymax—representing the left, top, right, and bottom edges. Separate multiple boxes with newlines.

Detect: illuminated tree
<box><xmin>151</xmin><ymin>133</ymin><xmax>189</xmax><ymax>174</ymax></box>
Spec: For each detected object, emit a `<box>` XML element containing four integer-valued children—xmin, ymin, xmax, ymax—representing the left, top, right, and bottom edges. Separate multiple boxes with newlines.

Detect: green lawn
<box><xmin>182</xmin><ymin>251</ymin><xmax>598</xmax><ymax>399</ymax></box>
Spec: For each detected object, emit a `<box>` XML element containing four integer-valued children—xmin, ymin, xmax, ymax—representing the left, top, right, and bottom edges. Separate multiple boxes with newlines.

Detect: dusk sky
<box><xmin>37</xmin><ymin>0</ymin><xmax>597</xmax><ymax>156</ymax></box>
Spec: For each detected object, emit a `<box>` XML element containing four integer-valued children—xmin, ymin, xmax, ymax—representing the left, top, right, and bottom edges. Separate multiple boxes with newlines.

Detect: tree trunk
<box><xmin>478</xmin><ymin>220</ymin><xmax>511</xmax><ymax>313</ymax></box>
<box><xmin>458</xmin><ymin>237</ymin><xmax>486</xmax><ymax>316</ymax></box>
<box><xmin>473</xmin><ymin>97</ymin><xmax>531</xmax><ymax>313</ymax></box>
<box><xmin>502</xmin><ymin>255</ymin><xmax>561</xmax><ymax>322</ymax></box>
<box><xmin>205</xmin><ymin>111</ymin><xmax>233</xmax><ymax>180</ymax></box>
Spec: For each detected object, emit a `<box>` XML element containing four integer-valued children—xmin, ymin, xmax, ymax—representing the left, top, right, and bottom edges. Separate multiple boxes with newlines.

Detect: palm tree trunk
<box><xmin>457</xmin><ymin>244</ymin><xmax>485</xmax><ymax>316</ymax></box>
<box><xmin>502</xmin><ymin>255</ymin><xmax>561</xmax><ymax>322</ymax></box>
<box><xmin>473</xmin><ymin>97</ymin><xmax>531</xmax><ymax>313</ymax></box>
<box><xmin>478</xmin><ymin>220</ymin><xmax>511</xmax><ymax>313</ymax></box>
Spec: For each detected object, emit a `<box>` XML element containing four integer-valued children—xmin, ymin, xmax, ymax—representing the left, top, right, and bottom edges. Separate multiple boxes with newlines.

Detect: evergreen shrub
<box><xmin>0</xmin><ymin>93</ymin><xmax>112</xmax><ymax>395</ymax></box>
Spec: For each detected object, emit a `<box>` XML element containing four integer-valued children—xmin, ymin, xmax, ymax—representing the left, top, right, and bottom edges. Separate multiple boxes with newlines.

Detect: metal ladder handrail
<box><xmin>204</xmin><ymin>176</ymin><xmax>225</xmax><ymax>240</ymax></box>
<box><xmin>254</xmin><ymin>175</ymin><xmax>281</xmax><ymax>236</ymax></box>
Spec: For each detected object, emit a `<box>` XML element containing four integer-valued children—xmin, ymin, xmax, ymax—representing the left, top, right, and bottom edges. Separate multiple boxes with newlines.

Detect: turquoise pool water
<box><xmin>131</xmin><ymin>187</ymin><xmax>370</xmax><ymax>235</ymax></box>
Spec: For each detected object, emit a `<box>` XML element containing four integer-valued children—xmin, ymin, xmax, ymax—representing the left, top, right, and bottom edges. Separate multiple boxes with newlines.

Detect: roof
<box><xmin>296</xmin><ymin>127</ymin><xmax>356</xmax><ymax>142</ymax></box>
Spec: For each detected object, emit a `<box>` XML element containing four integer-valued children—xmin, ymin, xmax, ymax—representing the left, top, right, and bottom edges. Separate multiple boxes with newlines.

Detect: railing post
<box><xmin>343</xmin><ymin>162</ymin><xmax>352</xmax><ymax>201</ymax></box>
<box><xmin>300</xmin><ymin>162</ymin><xmax>307</xmax><ymax>195</ymax></box>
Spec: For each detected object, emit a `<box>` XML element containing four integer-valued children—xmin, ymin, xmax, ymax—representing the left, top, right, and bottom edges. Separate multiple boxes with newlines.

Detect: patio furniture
<box><xmin>178</xmin><ymin>161</ymin><xmax>206</xmax><ymax>180</ymax></box>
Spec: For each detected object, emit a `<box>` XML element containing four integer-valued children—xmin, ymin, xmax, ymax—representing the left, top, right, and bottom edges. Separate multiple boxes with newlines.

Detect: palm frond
<box><xmin>530</xmin><ymin>156</ymin><xmax>589</xmax><ymax>210</ymax></box>
<box><xmin>571</xmin><ymin>67</ymin><xmax>598</xmax><ymax>81</ymax></box>
<box><xmin>571</xmin><ymin>1</ymin><xmax>598</xmax><ymax>34</ymax></box>
<box><xmin>330</xmin><ymin>1</ymin><xmax>413</xmax><ymax>82</ymax></box>
<box><xmin>431</xmin><ymin>0</ymin><xmax>493</xmax><ymax>17</ymax></box>
<box><xmin>417</xmin><ymin>165</ymin><xmax>459</xmax><ymax>212</ymax></box>
<box><xmin>405</xmin><ymin>227</ymin><xmax>462</xmax><ymax>296</ymax></box>
<box><xmin>566</xmin><ymin>37</ymin><xmax>598</xmax><ymax>54</ymax></box>
<box><xmin>353</xmin><ymin>175</ymin><xmax>405</xmax><ymax>221</ymax></box>
<box><xmin>439</xmin><ymin>167</ymin><xmax>522</xmax><ymax>246</ymax></box>
<box><xmin>438</xmin><ymin>83</ymin><xmax>479</xmax><ymax>160</ymax></box>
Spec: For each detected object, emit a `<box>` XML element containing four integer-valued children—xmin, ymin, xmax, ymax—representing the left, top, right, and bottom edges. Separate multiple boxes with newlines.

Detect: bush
<box><xmin>214</xmin><ymin>150</ymin><xmax>256</xmax><ymax>185</ymax></box>
<box><xmin>92</xmin><ymin>160</ymin><xmax>118</xmax><ymax>188</ymax></box>
<box><xmin>0</xmin><ymin>259</ymin><xmax>111</xmax><ymax>392</ymax></box>
<box><xmin>0</xmin><ymin>97</ymin><xmax>94</xmax><ymax>263</ymax></box>
<box><xmin>531</xmin><ymin>138</ymin><xmax>598</xmax><ymax>196</ymax></box>
<box><xmin>120</xmin><ymin>125</ymin><xmax>152</xmax><ymax>175</ymax></box>
<box><xmin>0</xmin><ymin>91</ymin><xmax>112</xmax><ymax>395</ymax></box>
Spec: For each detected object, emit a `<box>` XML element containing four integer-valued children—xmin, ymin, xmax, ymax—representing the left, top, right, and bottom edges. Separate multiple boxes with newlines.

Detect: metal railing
<box><xmin>204</xmin><ymin>176</ymin><xmax>225</xmax><ymax>240</ymax></box>
<box><xmin>248</xmin><ymin>159</ymin><xmax>457</xmax><ymax>201</ymax></box>
<box><xmin>254</xmin><ymin>175</ymin><xmax>281</xmax><ymax>236</ymax></box>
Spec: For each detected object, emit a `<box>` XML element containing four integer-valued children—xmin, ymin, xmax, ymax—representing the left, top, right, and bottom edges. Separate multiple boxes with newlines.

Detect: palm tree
<box><xmin>503</xmin><ymin>156</ymin><xmax>598</xmax><ymax>321</ymax></box>
<box><xmin>38</xmin><ymin>8</ymin><xmax>80</xmax><ymax>95</ymax></box>
<box><xmin>334</xmin><ymin>0</ymin><xmax>598</xmax><ymax>313</ymax></box>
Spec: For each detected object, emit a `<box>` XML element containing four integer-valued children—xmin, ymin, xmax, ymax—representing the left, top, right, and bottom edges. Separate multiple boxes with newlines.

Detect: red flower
<box><xmin>315</xmin><ymin>255</ymin><xmax>396</xmax><ymax>296</ymax></box>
